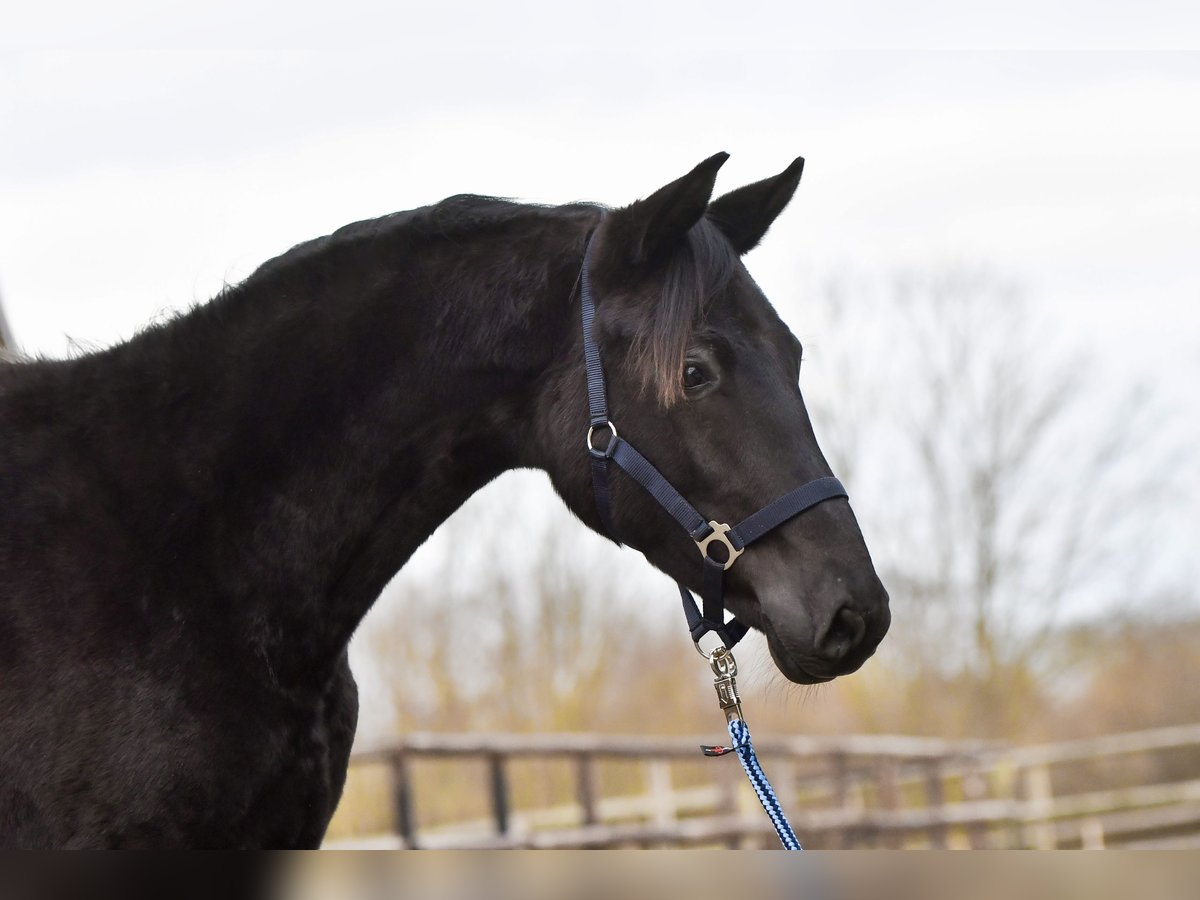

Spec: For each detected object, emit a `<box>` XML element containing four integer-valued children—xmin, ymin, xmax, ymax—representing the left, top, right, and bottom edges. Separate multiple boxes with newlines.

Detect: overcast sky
<box><xmin>4</xmin><ymin>26</ymin><xmax>1197</xmax><ymax>372</ymax></box>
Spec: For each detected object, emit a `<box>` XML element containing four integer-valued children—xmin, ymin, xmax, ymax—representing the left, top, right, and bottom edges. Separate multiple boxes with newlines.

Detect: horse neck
<box><xmin>64</xmin><ymin>209</ymin><xmax>594</xmax><ymax>686</ymax></box>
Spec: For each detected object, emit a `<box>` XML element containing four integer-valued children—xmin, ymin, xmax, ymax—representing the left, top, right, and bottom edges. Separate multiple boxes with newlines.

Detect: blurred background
<box><xmin>3</xmin><ymin>3</ymin><xmax>1198</xmax><ymax>849</ymax></box>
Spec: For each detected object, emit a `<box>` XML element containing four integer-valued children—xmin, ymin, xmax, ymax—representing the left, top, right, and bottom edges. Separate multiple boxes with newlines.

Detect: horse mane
<box><xmin>248</xmin><ymin>194</ymin><xmax>594</xmax><ymax>283</ymax></box>
<box><xmin>245</xmin><ymin>193</ymin><xmax>734</xmax><ymax>407</ymax></box>
<box><xmin>10</xmin><ymin>193</ymin><xmax>733</xmax><ymax>411</ymax></box>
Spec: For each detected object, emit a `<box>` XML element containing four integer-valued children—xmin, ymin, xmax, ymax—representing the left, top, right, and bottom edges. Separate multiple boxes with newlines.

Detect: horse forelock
<box><xmin>626</xmin><ymin>220</ymin><xmax>737</xmax><ymax>407</ymax></box>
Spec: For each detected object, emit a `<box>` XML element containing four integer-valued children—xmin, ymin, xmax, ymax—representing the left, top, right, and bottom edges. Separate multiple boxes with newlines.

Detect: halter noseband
<box><xmin>580</xmin><ymin>235</ymin><xmax>849</xmax><ymax>651</ymax></box>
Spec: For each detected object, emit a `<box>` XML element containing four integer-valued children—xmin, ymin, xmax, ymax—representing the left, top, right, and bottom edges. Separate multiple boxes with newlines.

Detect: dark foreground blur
<box><xmin>276</xmin><ymin>853</ymin><xmax>1199</xmax><ymax>900</ymax></box>
<box><xmin>4</xmin><ymin>854</ymin><xmax>1198</xmax><ymax>900</ymax></box>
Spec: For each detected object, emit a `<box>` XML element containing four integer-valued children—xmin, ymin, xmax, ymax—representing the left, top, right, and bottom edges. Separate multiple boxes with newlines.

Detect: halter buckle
<box><xmin>695</xmin><ymin>521</ymin><xmax>744</xmax><ymax>571</ymax></box>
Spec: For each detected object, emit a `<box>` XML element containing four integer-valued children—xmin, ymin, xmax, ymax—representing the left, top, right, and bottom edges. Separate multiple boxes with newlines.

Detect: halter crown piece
<box><xmin>578</xmin><ymin>233</ymin><xmax>849</xmax><ymax>850</ymax></box>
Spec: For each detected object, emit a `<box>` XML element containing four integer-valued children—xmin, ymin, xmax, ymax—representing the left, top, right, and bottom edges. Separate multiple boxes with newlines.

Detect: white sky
<box><xmin>3</xmin><ymin>30</ymin><xmax>1197</xmax><ymax>374</ymax></box>
<box><xmin>3</xmin><ymin>10</ymin><xmax>1199</xmax><ymax>730</ymax></box>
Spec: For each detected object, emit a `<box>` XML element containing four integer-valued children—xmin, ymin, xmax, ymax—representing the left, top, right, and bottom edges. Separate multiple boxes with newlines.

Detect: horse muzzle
<box><xmin>760</xmin><ymin>580</ymin><xmax>891</xmax><ymax>684</ymax></box>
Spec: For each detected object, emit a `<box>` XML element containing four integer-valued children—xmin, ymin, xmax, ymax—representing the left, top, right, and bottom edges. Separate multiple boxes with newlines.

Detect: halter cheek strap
<box><xmin>579</xmin><ymin>238</ymin><xmax>848</xmax><ymax>649</ymax></box>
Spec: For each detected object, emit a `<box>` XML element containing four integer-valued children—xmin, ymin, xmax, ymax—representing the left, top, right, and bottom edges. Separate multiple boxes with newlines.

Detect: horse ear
<box><xmin>607</xmin><ymin>152</ymin><xmax>729</xmax><ymax>266</ymax></box>
<box><xmin>706</xmin><ymin>156</ymin><xmax>805</xmax><ymax>254</ymax></box>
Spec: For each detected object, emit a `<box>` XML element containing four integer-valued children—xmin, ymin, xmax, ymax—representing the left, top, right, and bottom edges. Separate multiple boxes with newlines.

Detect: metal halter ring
<box><xmin>695</xmin><ymin>521</ymin><xmax>744</xmax><ymax>571</ymax></box>
<box><xmin>694</xmin><ymin>631</ymin><xmax>728</xmax><ymax>660</ymax></box>
<box><xmin>586</xmin><ymin>421</ymin><xmax>618</xmax><ymax>453</ymax></box>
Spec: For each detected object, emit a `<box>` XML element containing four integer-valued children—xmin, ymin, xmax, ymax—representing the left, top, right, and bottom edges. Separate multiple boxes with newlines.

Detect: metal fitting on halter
<box><xmin>693</xmin><ymin>629</ymin><xmax>728</xmax><ymax>660</ymax></box>
<box><xmin>709</xmin><ymin>646</ymin><xmax>743</xmax><ymax>725</ymax></box>
<box><xmin>694</xmin><ymin>520</ymin><xmax>744</xmax><ymax>571</ymax></box>
<box><xmin>586</xmin><ymin>421</ymin><xmax>618</xmax><ymax>455</ymax></box>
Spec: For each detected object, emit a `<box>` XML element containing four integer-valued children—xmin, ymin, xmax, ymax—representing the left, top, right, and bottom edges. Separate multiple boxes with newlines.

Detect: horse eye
<box><xmin>683</xmin><ymin>363</ymin><xmax>709</xmax><ymax>390</ymax></box>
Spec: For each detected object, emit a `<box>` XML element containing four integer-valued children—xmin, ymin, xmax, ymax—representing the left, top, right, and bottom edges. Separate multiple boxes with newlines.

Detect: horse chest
<box><xmin>155</xmin><ymin>655</ymin><xmax>360</xmax><ymax>849</ymax></box>
<box><xmin>1</xmin><ymin>651</ymin><xmax>358</xmax><ymax>849</ymax></box>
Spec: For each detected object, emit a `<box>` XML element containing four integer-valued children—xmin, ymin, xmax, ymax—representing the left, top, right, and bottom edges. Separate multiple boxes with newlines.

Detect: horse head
<box><xmin>539</xmin><ymin>154</ymin><xmax>890</xmax><ymax>684</ymax></box>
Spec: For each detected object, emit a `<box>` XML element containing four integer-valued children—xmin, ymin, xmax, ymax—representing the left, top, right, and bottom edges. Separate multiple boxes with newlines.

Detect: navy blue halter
<box><xmin>580</xmin><ymin>237</ymin><xmax>849</xmax><ymax>649</ymax></box>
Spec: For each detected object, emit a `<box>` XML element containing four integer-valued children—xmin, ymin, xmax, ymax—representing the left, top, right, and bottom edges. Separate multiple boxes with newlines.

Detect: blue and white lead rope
<box><xmin>727</xmin><ymin>717</ymin><xmax>803</xmax><ymax>850</ymax></box>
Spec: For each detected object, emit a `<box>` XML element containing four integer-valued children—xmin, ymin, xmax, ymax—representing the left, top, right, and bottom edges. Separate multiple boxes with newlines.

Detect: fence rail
<box><xmin>328</xmin><ymin>723</ymin><xmax>1200</xmax><ymax>849</ymax></box>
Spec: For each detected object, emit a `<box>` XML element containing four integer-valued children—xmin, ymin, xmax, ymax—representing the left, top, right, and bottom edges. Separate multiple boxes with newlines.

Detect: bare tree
<box><xmin>362</xmin><ymin>470</ymin><xmax>707</xmax><ymax>738</ymax></box>
<box><xmin>800</xmin><ymin>266</ymin><xmax>1184</xmax><ymax>700</ymax></box>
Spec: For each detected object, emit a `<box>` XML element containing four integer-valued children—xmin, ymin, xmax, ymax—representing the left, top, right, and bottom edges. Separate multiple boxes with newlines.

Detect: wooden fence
<box><xmin>328</xmin><ymin>722</ymin><xmax>1200</xmax><ymax>849</ymax></box>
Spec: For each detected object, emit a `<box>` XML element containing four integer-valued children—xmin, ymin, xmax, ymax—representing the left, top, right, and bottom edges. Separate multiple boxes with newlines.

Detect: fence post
<box><xmin>961</xmin><ymin>766</ymin><xmax>991</xmax><ymax>849</ymax></box>
<box><xmin>391</xmin><ymin>752</ymin><xmax>417</xmax><ymax>849</ymax></box>
<box><xmin>576</xmin><ymin>752</ymin><xmax>599</xmax><ymax>827</ymax></box>
<box><xmin>923</xmin><ymin>758</ymin><xmax>947</xmax><ymax>848</ymax></box>
<box><xmin>488</xmin><ymin>752</ymin><xmax>510</xmax><ymax>838</ymax></box>
<box><xmin>715</xmin><ymin>758</ymin><xmax>741</xmax><ymax>848</ymax></box>
<box><xmin>1080</xmin><ymin>817</ymin><xmax>1105</xmax><ymax>849</ymax></box>
<box><xmin>646</xmin><ymin>760</ymin><xmax>676</xmax><ymax>828</ymax></box>
<box><xmin>876</xmin><ymin>756</ymin><xmax>901</xmax><ymax>848</ymax></box>
<box><xmin>825</xmin><ymin>751</ymin><xmax>850</xmax><ymax>848</ymax></box>
<box><xmin>1019</xmin><ymin>764</ymin><xmax>1056</xmax><ymax>850</ymax></box>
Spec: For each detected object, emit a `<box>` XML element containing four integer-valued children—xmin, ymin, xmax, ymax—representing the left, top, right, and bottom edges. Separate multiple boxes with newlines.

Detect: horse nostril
<box><xmin>818</xmin><ymin>607</ymin><xmax>867</xmax><ymax>661</ymax></box>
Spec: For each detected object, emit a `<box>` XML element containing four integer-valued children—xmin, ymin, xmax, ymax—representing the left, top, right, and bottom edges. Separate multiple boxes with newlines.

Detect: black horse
<box><xmin>0</xmin><ymin>154</ymin><xmax>889</xmax><ymax>848</ymax></box>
